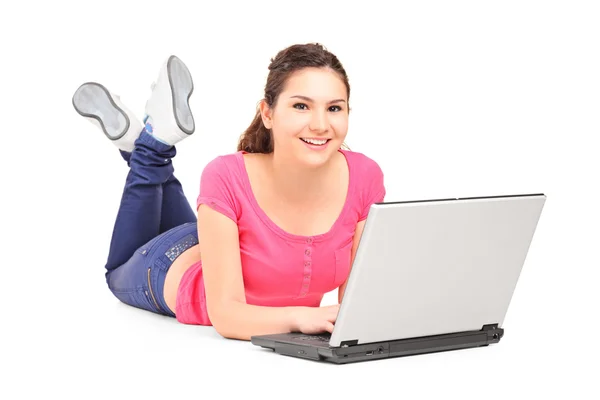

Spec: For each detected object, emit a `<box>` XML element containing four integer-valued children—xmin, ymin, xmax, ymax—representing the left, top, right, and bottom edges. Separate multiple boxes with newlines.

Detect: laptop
<box><xmin>251</xmin><ymin>194</ymin><xmax>546</xmax><ymax>364</ymax></box>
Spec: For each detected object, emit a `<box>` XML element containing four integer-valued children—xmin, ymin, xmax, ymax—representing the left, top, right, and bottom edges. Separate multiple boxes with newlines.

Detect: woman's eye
<box><xmin>293</xmin><ymin>103</ymin><xmax>343</xmax><ymax>112</ymax></box>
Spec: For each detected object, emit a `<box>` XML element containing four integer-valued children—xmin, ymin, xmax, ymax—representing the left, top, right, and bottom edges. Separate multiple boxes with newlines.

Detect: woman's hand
<box><xmin>291</xmin><ymin>305</ymin><xmax>340</xmax><ymax>334</ymax></box>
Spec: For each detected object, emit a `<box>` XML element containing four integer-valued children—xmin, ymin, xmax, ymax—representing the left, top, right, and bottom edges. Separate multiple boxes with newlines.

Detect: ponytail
<box><xmin>237</xmin><ymin>106</ymin><xmax>273</xmax><ymax>153</ymax></box>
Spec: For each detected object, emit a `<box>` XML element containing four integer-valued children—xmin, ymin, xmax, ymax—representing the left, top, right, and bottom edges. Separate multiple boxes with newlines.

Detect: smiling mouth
<box><xmin>300</xmin><ymin>138</ymin><xmax>331</xmax><ymax>146</ymax></box>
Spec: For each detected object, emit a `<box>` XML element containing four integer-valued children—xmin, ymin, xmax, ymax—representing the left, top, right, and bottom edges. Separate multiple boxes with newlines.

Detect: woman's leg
<box><xmin>103</xmin><ymin>54</ymin><xmax>196</xmax><ymax>270</ymax></box>
<box><xmin>106</xmin><ymin>131</ymin><xmax>198</xmax><ymax>318</ymax></box>
<box><xmin>119</xmin><ymin>122</ymin><xmax>197</xmax><ymax>236</ymax></box>
<box><xmin>103</xmin><ymin>120</ymin><xmax>197</xmax><ymax>318</ymax></box>
<box><xmin>104</xmin><ymin>131</ymin><xmax>178</xmax><ymax>271</ymax></box>
<box><xmin>160</xmin><ymin>175</ymin><xmax>197</xmax><ymax>233</ymax></box>
<box><xmin>119</xmin><ymin>150</ymin><xmax>197</xmax><ymax>235</ymax></box>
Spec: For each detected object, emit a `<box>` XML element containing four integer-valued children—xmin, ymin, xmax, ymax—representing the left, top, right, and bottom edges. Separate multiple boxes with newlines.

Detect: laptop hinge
<box><xmin>481</xmin><ymin>323</ymin><xmax>504</xmax><ymax>341</ymax></box>
<box><xmin>482</xmin><ymin>323</ymin><xmax>498</xmax><ymax>330</ymax></box>
<box><xmin>340</xmin><ymin>339</ymin><xmax>359</xmax><ymax>347</ymax></box>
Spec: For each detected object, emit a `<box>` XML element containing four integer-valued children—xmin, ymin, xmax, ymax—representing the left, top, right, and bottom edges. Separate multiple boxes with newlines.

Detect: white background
<box><xmin>2</xmin><ymin>0</ymin><xmax>599</xmax><ymax>399</ymax></box>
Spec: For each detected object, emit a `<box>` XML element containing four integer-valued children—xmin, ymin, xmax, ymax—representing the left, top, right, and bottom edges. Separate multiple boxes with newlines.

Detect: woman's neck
<box><xmin>266</xmin><ymin>151</ymin><xmax>340</xmax><ymax>205</ymax></box>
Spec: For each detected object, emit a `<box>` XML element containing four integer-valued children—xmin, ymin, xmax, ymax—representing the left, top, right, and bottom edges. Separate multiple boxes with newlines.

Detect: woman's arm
<box><xmin>198</xmin><ymin>204</ymin><xmax>302</xmax><ymax>341</ymax></box>
<box><xmin>338</xmin><ymin>219</ymin><xmax>366</xmax><ymax>303</ymax></box>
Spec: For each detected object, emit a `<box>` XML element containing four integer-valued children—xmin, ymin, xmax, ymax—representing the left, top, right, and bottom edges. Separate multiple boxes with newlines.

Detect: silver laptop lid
<box><xmin>329</xmin><ymin>194</ymin><xmax>546</xmax><ymax>347</ymax></box>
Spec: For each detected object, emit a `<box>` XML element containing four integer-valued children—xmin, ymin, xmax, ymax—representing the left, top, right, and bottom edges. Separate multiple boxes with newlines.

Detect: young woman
<box><xmin>72</xmin><ymin>43</ymin><xmax>386</xmax><ymax>341</ymax></box>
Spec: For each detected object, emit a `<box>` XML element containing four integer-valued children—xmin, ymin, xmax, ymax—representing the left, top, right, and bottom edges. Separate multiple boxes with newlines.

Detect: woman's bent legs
<box><xmin>104</xmin><ymin>130</ymin><xmax>200</xmax><ymax>316</ymax></box>
<box><xmin>104</xmin><ymin>131</ymin><xmax>178</xmax><ymax>273</ymax></box>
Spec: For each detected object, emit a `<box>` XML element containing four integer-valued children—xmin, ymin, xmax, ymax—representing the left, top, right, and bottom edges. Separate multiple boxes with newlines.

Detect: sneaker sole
<box><xmin>167</xmin><ymin>55</ymin><xmax>195</xmax><ymax>135</ymax></box>
<box><xmin>72</xmin><ymin>82</ymin><xmax>130</xmax><ymax>140</ymax></box>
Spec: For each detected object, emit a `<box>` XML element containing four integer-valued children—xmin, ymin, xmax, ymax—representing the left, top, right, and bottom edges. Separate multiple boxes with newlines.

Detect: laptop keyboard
<box><xmin>294</xmin><ymin>333</ymin><xmax>331</xmax><ymax>342</ymax></box>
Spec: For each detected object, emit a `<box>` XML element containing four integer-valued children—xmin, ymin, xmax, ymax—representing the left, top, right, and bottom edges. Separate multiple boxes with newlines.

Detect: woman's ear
<box><xmin>259</xmin><ymin>100</ymin><xmax>273</xmax><ymax>130</ymax></box>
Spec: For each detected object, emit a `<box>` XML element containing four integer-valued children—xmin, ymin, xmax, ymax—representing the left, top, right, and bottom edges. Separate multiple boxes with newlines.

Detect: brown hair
<box><xmin>237</xmin><ymin>43</ymin><xmax>351</xmax><ymax>153</ymax></box>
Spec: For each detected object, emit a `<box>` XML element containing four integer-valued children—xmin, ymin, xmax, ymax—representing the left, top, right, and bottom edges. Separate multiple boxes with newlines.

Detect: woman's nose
<box><xmin>309</xmin><ymin>110</ymin><xmax>328</xmax><ymax>132</ymax></box>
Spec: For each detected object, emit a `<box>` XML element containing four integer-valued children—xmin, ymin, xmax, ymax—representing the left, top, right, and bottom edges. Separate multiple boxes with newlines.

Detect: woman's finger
<box><xmin>323</xmin><ymin>322</ymin><xmax>335</xmax><ymax>333</ymax></box>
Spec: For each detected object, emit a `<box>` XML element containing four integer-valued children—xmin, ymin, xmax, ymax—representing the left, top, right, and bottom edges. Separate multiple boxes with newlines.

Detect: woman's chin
<box><xmin>295</xmin><ymin>145</ymin><xmax>339</xmax><ymax>168</ymax></box>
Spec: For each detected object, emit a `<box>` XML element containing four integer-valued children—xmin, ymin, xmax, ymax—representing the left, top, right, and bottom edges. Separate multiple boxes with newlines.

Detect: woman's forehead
<box><xmin>282</xmin><ymin>68</ymin><xmax>347</xmax><ymax>99</ymax></box>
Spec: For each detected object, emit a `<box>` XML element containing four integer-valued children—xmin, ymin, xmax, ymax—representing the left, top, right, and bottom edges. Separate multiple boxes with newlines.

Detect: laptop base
<box><xmin>251</xmin><ymin>324</ymin><xmax>504</xmax><ymax>364</ymax></box>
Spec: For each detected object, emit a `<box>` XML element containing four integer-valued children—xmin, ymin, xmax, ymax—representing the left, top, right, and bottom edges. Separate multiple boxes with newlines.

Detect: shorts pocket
<box><xmin>334</xmin><ymin>241</ymin><xmax>353</xmax><ymax>287</ymax></box>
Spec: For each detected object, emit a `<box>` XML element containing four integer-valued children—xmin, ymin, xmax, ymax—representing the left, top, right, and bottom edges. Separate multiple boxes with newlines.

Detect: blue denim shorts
<box><xmin>106</xmin><ymin>222</ymin><xmax>199</xmax><ymax>317</ymax></box>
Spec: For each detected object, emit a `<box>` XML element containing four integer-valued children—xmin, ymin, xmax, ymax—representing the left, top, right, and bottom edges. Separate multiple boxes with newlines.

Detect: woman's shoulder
<box><xmin>339</xmin><ymin>149</ymin><xmax>386</xmax><ymax>217</ymax></box>
<box><xmin>198</xmin><ymin>151</ymin><xmax>249</xmax><ymax>197</ymax></box>
<box><xmin>197</xmin><ymin>151</ymin><xmax>246</xmax><ymax>221</ymax></box>
<box><xmin>339</xmin><ymin>148</ymin><xmax>383</xmax><ymax>178</ymax></box>
<box><xmin>205</xmin><ymin>150</ymin><xmax>243</xmax><ymax>165</ymax></box>
<box><xmin>201</xmin><ymin>151</ymin><xmax>244</xmax><ymax>176</ymax></box>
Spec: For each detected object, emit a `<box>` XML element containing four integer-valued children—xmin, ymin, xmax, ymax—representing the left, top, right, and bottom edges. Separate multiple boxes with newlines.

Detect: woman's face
<box><xmin>261</xmin><ymin>67</ymin><xmax>349</xmax><ymax>167</ymax></box>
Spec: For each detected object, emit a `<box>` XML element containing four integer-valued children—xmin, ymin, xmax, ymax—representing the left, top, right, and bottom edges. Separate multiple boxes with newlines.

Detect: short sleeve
<box><xmin>359</xmin><ymin>160</ymin><xmax>386</xmax><ymax>221</ymax></box>
<box><xmin>196</xmin><ymin>156</ymin><xmax>239</xmax><ymax>223</ymax></box>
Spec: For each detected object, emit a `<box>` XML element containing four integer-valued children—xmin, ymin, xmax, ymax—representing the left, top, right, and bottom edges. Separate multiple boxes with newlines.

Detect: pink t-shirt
<box><xmin>175</xmin><ymin>149</ymin><xmax>386</xmax><ymax>325</ymax></box>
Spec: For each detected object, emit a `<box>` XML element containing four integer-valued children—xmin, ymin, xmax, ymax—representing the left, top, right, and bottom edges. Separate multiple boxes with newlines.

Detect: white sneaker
<box><xmin>144</xmin><ymin>55</ymin><xmax>195</xmax><ymax>146</ymax></box>
<box><xmin>72</xmin><ymin>82</ymin><xmax>143</xmax><ymax>152</ymax></box>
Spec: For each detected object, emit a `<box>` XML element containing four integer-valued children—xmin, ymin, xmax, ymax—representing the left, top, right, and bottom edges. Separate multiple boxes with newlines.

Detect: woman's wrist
<box><xmin>286</xmin><ymin>306</ymin><xmax>304</xmax><ymax>332</ymax></box>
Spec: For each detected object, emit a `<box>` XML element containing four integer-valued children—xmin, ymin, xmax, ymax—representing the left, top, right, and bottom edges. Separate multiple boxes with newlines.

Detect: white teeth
<box><xmin>301</xmin><ymin>138</ymin><xmax>328</xmax><ymax>145</ymax></box>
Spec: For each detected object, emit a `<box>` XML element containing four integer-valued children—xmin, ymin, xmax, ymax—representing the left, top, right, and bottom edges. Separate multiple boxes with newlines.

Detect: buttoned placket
<box><xmin>300</xmin><ymin>236</ymin><xmax>314</xmax><ymax>297</ymax></box>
